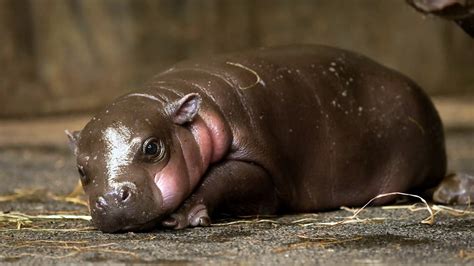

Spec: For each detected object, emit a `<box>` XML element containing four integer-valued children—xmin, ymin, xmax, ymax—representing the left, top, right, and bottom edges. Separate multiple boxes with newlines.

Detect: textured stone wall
<box><xmin>0</xmin><ymin>0</ymin><xmax>472</xmax><ymax>117</ymax></box>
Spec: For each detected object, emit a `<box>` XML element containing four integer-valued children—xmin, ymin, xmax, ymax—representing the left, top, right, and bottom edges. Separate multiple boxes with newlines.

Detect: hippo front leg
<box><xmin>161</xmin><ymin>160</ymin><xmax>280</xmax><ymax>229</ymax></box>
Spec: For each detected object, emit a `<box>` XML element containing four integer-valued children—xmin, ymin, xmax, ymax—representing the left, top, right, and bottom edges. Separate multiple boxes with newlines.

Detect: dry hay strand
<box><xmin>212</xmin><ymin>218</ymin><xmax>281</xmax><ymax>227</ymax></box>
<box><xmin>214</xmin><ymin>192</ymin><xmax>435</xmax><ymax>227</ymax></box>
<box><xmin>0</xmin><ymin>252</ymin><xmax>80</xmax><ymax>260</ymax></box>
<box><xmin>327</xmin><ymin>192</ymin><xmax>435</xmax><ymax>226</ymax></box>
<box><xmin>0</xmin><ymin>211</ymin><xmax>92</xmax><ymax>231</ymax></box>
<box><xmin>300</xmin><ymin>192</ymin><xmax>435</xmax><ymax>227</ymax></box>
<box><xmin>0</xmin><ymin>226</ymin><xmax>96</xmax><ymax>232</ymax></box>
<box><xmin>459</xmin><ymin>250</ymin><xmax>474</xmax><ymax>260</ymax></box>
<box><xmin>0</xmin><ymin>211</ymin><xmax>91</xmax><ymax>222</ymax></box>
<box><xmin>0</xmin><ymin>241</ymin><xmax>141</xmax><ymax>261</ymax></box>
<box><xmin>0</xmin><ymin>184</ymin><xmax>90</xmax><ymax>230</ymax></box>
<box><xmin>431</xmin><ymin>204</ymin><xmax>473</xmax><ymax>216</ymax></box>
<box><xmin>0</xmin><ymin>236</ymin><xmax>163</xmax><ymax>261</ymax></box>
<box><xmin>0</xmin><ymin>240</ymin><xmax>89</xmax><ymax>249</ymax></box>
<box><xmin>0</xmin><ymin>181</ymin><xmax>88</xmax><ymax>207</ymax></box>
<box><xmin>382</xmin><ymin>202</ymin><xmax>473</xmax><ymax>217</ymax></box>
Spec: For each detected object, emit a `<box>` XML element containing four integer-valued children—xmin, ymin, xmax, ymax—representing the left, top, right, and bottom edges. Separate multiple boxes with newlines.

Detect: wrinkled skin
<box><xmin>67</xmin><ymin>45</ymin><xmax>472</xmax><ymax>233</ymax></box>
<box><xmin>406</xmin><ymin>0</ymin><xmax>474</xmax><ymax>36</ymax></box>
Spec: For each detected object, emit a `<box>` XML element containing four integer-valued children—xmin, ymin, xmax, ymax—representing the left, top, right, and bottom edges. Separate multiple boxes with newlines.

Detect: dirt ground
<box><xmin>0</xmin><ymin>97</ymin><xmax>473</xmax><ymax>264</ymax></box>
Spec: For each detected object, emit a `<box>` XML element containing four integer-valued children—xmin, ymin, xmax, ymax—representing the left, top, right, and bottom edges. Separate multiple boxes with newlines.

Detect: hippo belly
<box><xmin>70</xmin><ymin>45</ymin><xmax>446</xmax><ymax>232</ymax></box>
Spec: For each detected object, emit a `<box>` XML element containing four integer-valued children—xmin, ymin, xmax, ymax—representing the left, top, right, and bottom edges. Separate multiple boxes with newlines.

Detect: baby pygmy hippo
<box><xmin>67</xmin><ymin>45</ymin><xmax>473</xmax><ymax>232</ymax></box>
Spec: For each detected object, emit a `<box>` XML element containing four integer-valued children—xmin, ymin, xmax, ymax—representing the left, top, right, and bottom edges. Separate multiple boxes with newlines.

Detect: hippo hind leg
<box><xmin>431</xmin><ymin>173</ymin><xmax>474</xmax><ymax>205</ymax></box>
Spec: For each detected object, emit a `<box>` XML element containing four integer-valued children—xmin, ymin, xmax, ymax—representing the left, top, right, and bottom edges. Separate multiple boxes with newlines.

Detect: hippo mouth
<box><xmin>118</xmin><ymin>217</ymin><xmax>163</xmax><ymax>232</ymax></box>
<box><xmin>90</xmin><ymin>176</ymin><xmax>166</xmax><ymax>233</ymax></box>
<box><xmin>91</xmin><ymin>207</ymin><xmax>164</xmax><ymax>233</ymax></box>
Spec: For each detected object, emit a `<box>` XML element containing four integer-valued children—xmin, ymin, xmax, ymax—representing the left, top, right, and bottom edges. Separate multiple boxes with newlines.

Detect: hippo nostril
<box><xmin>120</xmin><ymin>187</ymin><xmax>131</xmax><ymax>202</ymax></box>
<box><xmin>96</xmin><ymin>196</ymin><xmax>107</xmax><ymax>210</ymax></box>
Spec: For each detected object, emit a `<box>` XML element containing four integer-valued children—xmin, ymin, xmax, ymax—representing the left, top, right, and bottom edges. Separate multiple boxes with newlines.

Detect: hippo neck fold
<box><xmin>187</xmin><ymin>110</ymin><xmax>231</xmax><ymax>171</ymax></box>
<box><xmin>155</xmin><ymin>109</ymin><xmax>230</xmax><ymax>211</ymax></box>
<box><xmin>155</xmin><ymin>114</ymin><xmax>225</xmax><ymax>212</ymax></box>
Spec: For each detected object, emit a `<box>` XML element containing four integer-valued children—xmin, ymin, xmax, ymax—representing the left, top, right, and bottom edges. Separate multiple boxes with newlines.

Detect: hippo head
<box><xmin>67</xmin><ymin>93</ymin><xmax>206</xmax><ymax>232</ymax></box>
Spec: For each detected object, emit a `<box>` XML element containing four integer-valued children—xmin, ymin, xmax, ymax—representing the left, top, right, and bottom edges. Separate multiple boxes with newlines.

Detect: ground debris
<box><xmin>273</xmin><ymin>236</ymin><xmax>363</xmax><ymax>253</ymax></box>
<box><xmin>0</xmin><ymin>239</ymin><xmax>142</xmax><ymax>261</ymax></box>
<box><xmin>0</xmin><ymin>188</ymin><xmax>472</xmax><ymax>263</ymax></box>
<box><xmin>0</xmin><ymin>211</ymin><xmax>91</xmax><ymax>222</ymax></box>
<box><xmin>0</xmin><ymin>182</ymin><xmax>90</xmax><ymax>230</ymax></box>
<box><xmin>459</xmin><ymin>250</ymin><xmax>474</xmax><ymax>261</ymax></box>
<box><xmin>0</xmin><ymin>211</ymin><xmax>92</xmax><ymax>231</ymax></box>
<box><xmin>214</xmin><ymin>192</ymin><xmax>449</xmax><ymax>228</ymax></box>
<box><xmin>0</xmin><ymin>181</ymin><xmax>88</xmax><ymax>207</ymax></box>
<box><xmin>382</xmin><ymin>203</ymin><xmax>473</xmax><ymax>216</ymax></box>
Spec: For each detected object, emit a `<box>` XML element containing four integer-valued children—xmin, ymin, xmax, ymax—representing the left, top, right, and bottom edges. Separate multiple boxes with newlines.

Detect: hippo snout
<box><xmin>95</xmin><ymin>185</ymin><xmax>132</xmax><ymax>210</ymax></box>
<box><xmin>90</xmin><ymin>181</ymin><xmax>163</xmax><ymax>232</ymax></box>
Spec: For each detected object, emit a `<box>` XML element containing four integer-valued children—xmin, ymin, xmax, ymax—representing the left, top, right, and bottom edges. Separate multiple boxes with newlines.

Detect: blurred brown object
<box><xmin>406</xmin><ymin>0</ymin><xmax>474</xmax><ymax>36</ymax></box>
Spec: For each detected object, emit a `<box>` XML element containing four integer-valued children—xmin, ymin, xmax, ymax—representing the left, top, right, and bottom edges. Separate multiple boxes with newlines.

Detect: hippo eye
<box><xmin>142</xmin><ymin>138</ymin><xmax>165</xmax><ymax>160</ymax></box>
<box><xmin>77</xmin><ymin>165</ymin><xmax>89</xmax><ymax>184</ymax></box>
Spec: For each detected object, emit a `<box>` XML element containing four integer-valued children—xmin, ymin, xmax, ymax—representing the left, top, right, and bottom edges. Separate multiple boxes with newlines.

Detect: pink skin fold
<box><xmin>154</xmin><ymin>111</ymin><xmax>230</xmax><ymax>214</ymax></box>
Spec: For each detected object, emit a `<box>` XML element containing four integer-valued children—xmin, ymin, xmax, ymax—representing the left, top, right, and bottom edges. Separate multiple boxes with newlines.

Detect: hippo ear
<box><xmin>65</xmin><ymin>130</ymin><xmax>81</xmax><ymax>155</ymax></box>
<box><xmin>167</xmin><ymin>93</ymin><xmax>202</xmax><ymax>125</ymax></box>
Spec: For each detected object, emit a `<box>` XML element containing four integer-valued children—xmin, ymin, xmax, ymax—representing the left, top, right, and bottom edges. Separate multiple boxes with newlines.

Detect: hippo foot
<box><xmin>433</xmin><ymin>173</ymin><xmax>474</xmax><ymax>205</ymax></box>
<box><xmin>161</xmin><ymin>203</ymin><xmax>211</xmax><ymax>229</ymax></box>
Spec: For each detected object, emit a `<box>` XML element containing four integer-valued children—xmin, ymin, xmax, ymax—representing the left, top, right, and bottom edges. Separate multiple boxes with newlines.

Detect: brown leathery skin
<box><xmin>68</xmin><ymin>45</ymin><xmax>448</xmax><ymax>232</ymax></box>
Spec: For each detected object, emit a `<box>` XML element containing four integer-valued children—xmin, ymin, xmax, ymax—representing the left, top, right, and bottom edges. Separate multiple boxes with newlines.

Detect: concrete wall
<box><xmin>0</xmin><ymin>0</ymin><xmax>472</xmax><ymax>117</ymax></box>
